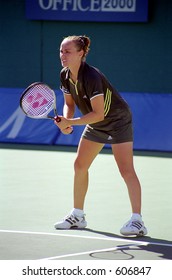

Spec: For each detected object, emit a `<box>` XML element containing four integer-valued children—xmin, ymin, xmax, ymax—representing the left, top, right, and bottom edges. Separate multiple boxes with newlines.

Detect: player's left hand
<box><xmin>54</xmin><ymin>116</ymin><xmax>73</xmax><ymax>134</ymax></box>
<box><xmin>54</xmin><ymin>116</ymin><xmax>70</xmax><ymax>130</ymax></box>
<box><xmin>61</xmin><ymin>127</ymin><xmax>73</xmax><ymax>134</ymax></box>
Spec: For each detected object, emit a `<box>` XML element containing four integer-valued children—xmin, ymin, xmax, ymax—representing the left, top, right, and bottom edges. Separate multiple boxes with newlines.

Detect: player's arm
<box><xmin>63</xmin><ymin>93</ymin><xmax>75</xmax><ymax>118</ymax></box>
<box><xmin>57</xmin><ymin>93</ymin><xmax>75</xmax><ymax>134</ymax></box>
<box><xmin>70</xmin><ymin>94</ymin><xmax>104</xmax><ymax>125</ymax></box>
<box><xmin>56</xmin><ymin>94</ymin><xmax>104</xmax><ymax>130</ymax></box>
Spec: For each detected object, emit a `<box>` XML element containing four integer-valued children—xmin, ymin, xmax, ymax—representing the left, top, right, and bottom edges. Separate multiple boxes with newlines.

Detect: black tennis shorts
<box><xmin>82</xmin><ymin>120</ymin><xmax>133</xmax><ymax>144</ymax></box>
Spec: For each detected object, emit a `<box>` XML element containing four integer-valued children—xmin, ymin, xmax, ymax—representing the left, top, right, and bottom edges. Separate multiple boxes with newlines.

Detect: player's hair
<box><xmin>63</xmin><ymin>35</ymin><xmax>91</xmax><ymax>61</ymax></box>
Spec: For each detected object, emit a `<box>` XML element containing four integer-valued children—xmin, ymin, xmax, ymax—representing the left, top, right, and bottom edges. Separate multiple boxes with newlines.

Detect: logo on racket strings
<box><xmin>26</xmin><ymin>93</ymin><xmax>48</xmax><ymax>109</ymax></box>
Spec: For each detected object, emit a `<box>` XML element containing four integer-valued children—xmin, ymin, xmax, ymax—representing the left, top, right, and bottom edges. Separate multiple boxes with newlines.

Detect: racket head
<box><xmin>20</xmin><ymin>82</ymin><xmax>57</xmax><ymax>119</ymax></box>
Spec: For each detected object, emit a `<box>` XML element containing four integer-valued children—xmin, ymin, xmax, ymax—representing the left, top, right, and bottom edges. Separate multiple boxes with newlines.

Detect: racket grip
<box><xmin>54</xmin><ymin>116</ymin><xmax>61</xmax><ymax>123</ymax></box>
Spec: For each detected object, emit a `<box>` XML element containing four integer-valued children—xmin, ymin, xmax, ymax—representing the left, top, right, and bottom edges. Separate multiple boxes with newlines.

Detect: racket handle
<box><xmin>54</xmin><ymin>116</ymin><xmax>61</xmax><ymax>123</ymax></box>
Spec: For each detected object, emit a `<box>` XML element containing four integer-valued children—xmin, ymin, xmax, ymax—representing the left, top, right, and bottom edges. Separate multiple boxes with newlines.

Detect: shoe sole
<box><xmin>54</xmin><ymin>223</ymin><xmax>87</xmax><ymax>230</ymax></box>
<box><xmin>120</xmin><ymin>229</ymin><xmax>147</xmax><ymax>236</ymax></box>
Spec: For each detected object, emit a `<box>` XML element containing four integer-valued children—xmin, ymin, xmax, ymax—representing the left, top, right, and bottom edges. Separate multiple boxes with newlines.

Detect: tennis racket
<box><xmin>20</xmin><ymin>82</ymin><xmax>61</xmax><ymax>122</ymax></box>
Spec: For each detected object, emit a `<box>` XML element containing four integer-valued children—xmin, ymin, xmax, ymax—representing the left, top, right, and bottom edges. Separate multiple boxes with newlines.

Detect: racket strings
<box><xmin>21</xmin><ymin>84</ymin><xmax>55</xmax><ymax>117</ymax></box>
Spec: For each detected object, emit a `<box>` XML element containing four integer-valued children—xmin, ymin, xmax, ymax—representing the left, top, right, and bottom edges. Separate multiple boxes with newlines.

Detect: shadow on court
<box><xmin>80</xmin><ymin>228</ymin><xmax>172</xmax><ymax>260</ymax></box>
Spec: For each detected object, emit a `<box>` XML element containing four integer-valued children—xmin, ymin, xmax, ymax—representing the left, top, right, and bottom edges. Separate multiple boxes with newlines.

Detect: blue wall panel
<box><xmin>0</xmin><ymin>88</ymin><xmax>172</xmax><ymax>152</ymax></box>
<box><xmin>120</xmin><ymin>92</ymin><xmax>172</xmax><ymax>151</ymax></box>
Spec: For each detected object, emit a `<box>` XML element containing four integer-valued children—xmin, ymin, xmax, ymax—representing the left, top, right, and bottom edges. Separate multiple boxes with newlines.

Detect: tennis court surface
<box><xmin>0</xmin><ymin>145</ymin><xmax>172</xmax><ymax>260</ymax></box>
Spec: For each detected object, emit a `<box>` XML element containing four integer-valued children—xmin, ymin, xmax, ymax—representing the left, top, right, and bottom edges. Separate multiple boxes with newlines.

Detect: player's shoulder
<box><xmin>82</xmin><ymin>62</ymin><xmax>102</xmax><ymax>80</ymax></box>
<box><xmin>60</xmin><ymin>67</ymin><xmax>67</xmax><ymax>74</ymax></box>
<box><xmin>60</xmin><ymin>67</ymin><xmax>69</xmax><ymax>80</ymax></box>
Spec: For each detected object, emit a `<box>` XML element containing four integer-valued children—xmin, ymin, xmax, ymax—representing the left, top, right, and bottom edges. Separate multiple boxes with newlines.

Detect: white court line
<box><xmin>0</xmin><ymin>229</ymin><xmax>172</xmax><ymax>248</ymax></box>
<box><xmin>0</xmin><ymin>229</ymin><xmax>145</xmax><ymax>243</ymax></box>
<box><xmin>39</xmin><ymin>244</ymin><xmax>145</xmax><ymax>260</ymax></box>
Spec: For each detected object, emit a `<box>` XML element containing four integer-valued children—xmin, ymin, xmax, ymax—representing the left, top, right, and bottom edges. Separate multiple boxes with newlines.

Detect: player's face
<box><xmin>60</xmin><ymin>39</ymin><xmax>84</xmax><ymax>68</ymax></box>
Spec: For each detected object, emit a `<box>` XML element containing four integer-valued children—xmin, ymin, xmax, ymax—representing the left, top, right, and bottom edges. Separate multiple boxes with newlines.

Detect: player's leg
<box><xmin>112</xmin><ymin>141</ymin><xmax>141</xmax><ymax>213</ymax></box>
<box><xmin>54</xmin><ymin>138</ymin><xmax>104</xmax><ymax>229</ymax></box>
<box><xmin>73</xmin><ymin>138</ymin><xmax>104</xmax><ymax>210</ymax></box>
<box><xmin>111</xmin><ymin>142</ymin><xmax>147</xmax><ymax>236</ymax></box>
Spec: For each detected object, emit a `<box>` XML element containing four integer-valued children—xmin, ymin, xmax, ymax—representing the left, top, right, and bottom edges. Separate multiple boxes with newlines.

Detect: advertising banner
<box><xmin>25</xmin><ymin>0</ymin><xmax>148</xmax><ymax>22</ymax></box>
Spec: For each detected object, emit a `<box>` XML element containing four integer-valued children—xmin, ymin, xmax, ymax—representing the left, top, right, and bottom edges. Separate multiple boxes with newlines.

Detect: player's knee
<box><xmin>118</xmin><ymin>167</ymin><xmax>135</xmax><ymax>180</ymax></box>
<box><xmin>74</xmin><ymin>158</ymin><xmax>87</xmax><ymax>173</ymax></box>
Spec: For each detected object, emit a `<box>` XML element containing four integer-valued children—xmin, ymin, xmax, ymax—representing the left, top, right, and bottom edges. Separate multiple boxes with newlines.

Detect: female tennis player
<box><xmin>54</xmin><ymin>35</ymin><xmax>148</xmax><ymax>236</ymax></box>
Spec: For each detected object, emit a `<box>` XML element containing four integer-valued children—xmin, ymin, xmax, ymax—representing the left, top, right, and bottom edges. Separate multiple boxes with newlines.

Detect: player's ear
<box><xmin>78</xmin><ymin>49</ymin><xmax>84</xmax><ymax>59</ymax></box>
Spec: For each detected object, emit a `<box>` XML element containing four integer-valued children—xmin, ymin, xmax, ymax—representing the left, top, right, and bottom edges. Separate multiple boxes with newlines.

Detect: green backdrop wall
<box><xmin>0</xmin><ymin>0</ymin><xmax>172</xmax><ymax>93</ymax></box>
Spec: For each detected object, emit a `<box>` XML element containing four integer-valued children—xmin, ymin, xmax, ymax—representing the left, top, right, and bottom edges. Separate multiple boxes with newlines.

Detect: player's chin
<box><xmin>61</xmin><ymin>61</ymin><xmax>68</xmax><ymax>67</ymax></box>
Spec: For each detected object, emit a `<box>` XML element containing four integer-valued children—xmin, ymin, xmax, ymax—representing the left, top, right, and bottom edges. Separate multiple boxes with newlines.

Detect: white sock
<box><xmin>131</xmin><ymin>213</ymin><xmax>142</xmax><ymax>221</ymax></box>
<box><xmin>71</xmin><ymin>208</ymin><xmax>84</xmax><ymax>217</ymax></box>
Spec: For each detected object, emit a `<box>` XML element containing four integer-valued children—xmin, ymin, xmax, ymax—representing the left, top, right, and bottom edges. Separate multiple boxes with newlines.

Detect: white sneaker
<box><xmin>120</xmin><ymin>219</ymin><xmax>148</xmax><ymax>236</ymax></box>
<box><xmin>54</xmin><ymin>213</ymin><xmax>87</xmax><ymax>229</ymax></box>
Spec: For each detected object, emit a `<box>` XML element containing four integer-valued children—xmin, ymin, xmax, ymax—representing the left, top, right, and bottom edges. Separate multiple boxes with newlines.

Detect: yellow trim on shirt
<box><xmin>104</xmin><ymin>88</ymin><xmax>112</xmax><ymax>116</ymax></box>
<box><xmin>69</xmin><ymin>78</ymin><xmax>79</xmax><ymax>95</ymax></box>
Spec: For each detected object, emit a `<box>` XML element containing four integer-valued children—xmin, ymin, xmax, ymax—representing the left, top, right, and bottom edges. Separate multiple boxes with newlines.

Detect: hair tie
<box><xmin>79</xmin><ymin>36</ymin><xmax>85</xmax><ymax>46</ymax></box>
